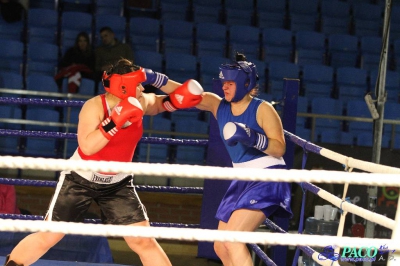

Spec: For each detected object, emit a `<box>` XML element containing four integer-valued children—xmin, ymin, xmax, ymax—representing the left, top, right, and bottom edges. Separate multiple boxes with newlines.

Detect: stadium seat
<box><xmin>130</xmin><ymin>17</ymin><xmax>161</xmax><ymax>52</ymax></box>
<box><xmin>134</xmin><ymin>50</ymin><xmax>164</xmax><ymax>72</ymax></box>
<box><xmin>261</xmin><ymin>28</ymin><xmax>293</xmax><ymax>63</ymax></box>
<box><xmin>294</xmin><ymin>31</ymin><xmax>326</xmax><ymax>65</ymax></box>
<box><xmin>164</xmin><ymin>53</ymin><xmax>198</xmax><ymax>83</ymax></box>
<box><xmin>336</xmin><ymin>67</ymin><xmax>368</xmax><ymax>103</ymax></box>
<box><xmin>161</xmin><ymin>20</ymin><xmax>194</xmax><ymax>54</ymax></box>
<box><xmin>301</xmin><ymin>64</ymin><xmax>334</xmax><ymax>99</ymax></box>
<box><xmin>266</xmin><ymin>61</ymin><xmax>300</xmax><ymax>95</ymax></box>
<box><xmin>327</xmin><ymin>34</ymin><xmax>359</xmax><ymax>68</ymax></box>
<box><xmin>310</xmin><ymin>97</ymin><xmax>344</xmax><ymax>135</ymax></box>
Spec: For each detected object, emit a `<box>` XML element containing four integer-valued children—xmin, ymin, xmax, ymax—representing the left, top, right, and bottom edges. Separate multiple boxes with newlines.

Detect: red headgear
<box><xmin>102</xmin><ymin>67</ymin><xmax>146</xmax><ymax>99</ymax></box>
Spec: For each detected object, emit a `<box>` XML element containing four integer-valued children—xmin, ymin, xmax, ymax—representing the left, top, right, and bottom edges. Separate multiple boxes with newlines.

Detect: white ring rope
<box><xmin>0</xmin><ymin>156</ymin><xmax>399</xmax><ymax>185</ymax></box>
<box><xmin>0</xmin><ymin>219</ymin><xmax>399</xmax><ymax>250</ymax></box>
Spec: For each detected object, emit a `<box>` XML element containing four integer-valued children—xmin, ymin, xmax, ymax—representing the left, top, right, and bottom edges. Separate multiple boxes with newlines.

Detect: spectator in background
<box><xmin>0</xmin><ymin>184</ymin><xmax>20</xmax><ymax>214</ymax></box>
<box><xmin>0</xmin><ymin>0</ymin><xmax>25</xmax><ymax>23</ymax></box>
<box><xmin>55</xmin><ymin>32</ymin><xmax>95</xmax><ymax>93</ymax></box>
<box><xmin>95</xmin><ymin>26</ymin><xmax>133</xmax><ymax>81</ymax></box>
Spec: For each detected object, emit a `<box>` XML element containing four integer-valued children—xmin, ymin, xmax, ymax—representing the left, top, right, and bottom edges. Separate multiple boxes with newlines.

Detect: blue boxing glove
<box><xmin>223</xmin><ymin>122</ymin><xmax>269</xmax><ymax>151</ymax></box>
<box><xmin>142</xmin><ymin>68</ymin><xmax>169</xmax><ymax>88</ymax></box>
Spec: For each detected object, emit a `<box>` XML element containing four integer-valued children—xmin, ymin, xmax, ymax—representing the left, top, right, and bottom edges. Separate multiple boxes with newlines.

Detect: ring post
<box><xmin>270</xmin><ymin>78</ymin><xmax>299</xmax><ymax>266</ymax></box>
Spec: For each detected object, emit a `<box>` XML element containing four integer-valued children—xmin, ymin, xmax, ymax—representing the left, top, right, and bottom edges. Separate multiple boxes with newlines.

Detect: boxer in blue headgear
<box><xmin>195</xmin><ymin>52</ymin><xmax>292</xmax><ymax>266</ymax></box>
<box><xmin>219</xmin><ymin>52</ymin><xmax>258</xmax><ymax>102</ymax></box>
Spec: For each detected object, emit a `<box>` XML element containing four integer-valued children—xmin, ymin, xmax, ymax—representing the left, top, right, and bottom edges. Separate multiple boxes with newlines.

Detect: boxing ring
<box><xmin>1</xmin><ymin>82</ymin><xmax>400</xmax><ymax>266</ymax></box>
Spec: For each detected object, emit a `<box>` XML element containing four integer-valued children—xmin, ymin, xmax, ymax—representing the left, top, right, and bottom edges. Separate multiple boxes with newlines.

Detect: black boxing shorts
<box><xmin>45</xmin><ymin>171</ymin><xmax>148</xmax><ymax>225</ymax></box>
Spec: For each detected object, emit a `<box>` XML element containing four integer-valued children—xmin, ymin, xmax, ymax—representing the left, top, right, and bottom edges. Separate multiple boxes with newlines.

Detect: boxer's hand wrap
<box><xmin>162</xmin><ymin>79</ymin><xmax>204</xmax><ymax>112</ymax></box>
<box><xmin>142</xmin><ymin>68</ymin><xmax>169</xmax><ymax>88</ymax></box>
<box><xmin>99</xmin><ymin>97</ymin><xmax>143</xmax><ymax>140</ymax></box>
<box><xmin>223</xmin><ymin>122</ymin><xmax>269</xmax><ymax>151</ymax></box>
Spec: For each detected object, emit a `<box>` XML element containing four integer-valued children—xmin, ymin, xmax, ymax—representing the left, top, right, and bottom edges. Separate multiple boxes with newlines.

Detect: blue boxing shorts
<box><xmin>215</xmin><ymin>166</ymin><xmax>292</xmax><ymax>223</ymax></box>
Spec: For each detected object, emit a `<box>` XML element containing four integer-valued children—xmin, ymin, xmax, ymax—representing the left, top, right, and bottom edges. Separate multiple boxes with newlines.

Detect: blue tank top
<box><xmin>216</xmin><ymin>97</ymin><xmax>285</xmax><ymax>166</ymax></box>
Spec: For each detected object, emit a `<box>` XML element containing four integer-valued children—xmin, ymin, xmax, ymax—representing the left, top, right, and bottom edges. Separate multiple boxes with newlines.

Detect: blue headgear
<box><xmin>219</xmin><ymin>60</ymin><xmax>258</xmax><ymax>102</ymax></box>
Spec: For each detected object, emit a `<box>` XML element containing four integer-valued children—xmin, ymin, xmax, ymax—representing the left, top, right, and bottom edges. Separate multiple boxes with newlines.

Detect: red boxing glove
<box><xmin>99</xmin><ymin>97</ymin><xmax>143</xmax><ymax>140</ymax></box>
<box><xmin>162</xmin><ymin>79</ymin><xmax>203</xmax><ymax>112</ymax></box>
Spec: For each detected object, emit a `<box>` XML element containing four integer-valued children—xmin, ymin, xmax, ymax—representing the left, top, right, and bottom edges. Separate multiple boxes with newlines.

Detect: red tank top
<box><xmin>77</xmin><ymin>94</ymin><xmax>143</xmax><ymax>163</ymax></box>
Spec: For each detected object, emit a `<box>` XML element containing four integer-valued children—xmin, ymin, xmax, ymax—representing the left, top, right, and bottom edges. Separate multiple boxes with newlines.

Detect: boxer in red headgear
<box><xmin>4</xmin><ymin>58</ymin><xmax>203</xmax><ymax>266</ymax></box>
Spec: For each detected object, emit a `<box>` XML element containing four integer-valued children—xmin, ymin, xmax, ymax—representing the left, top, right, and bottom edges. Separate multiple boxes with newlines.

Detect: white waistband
<box><xmin>232</xmin><ymin>156</ymin><xmax>285</xmax><ymax>169</ymax></box>
<box><xmin>69</xmin><ymin>150</ymin><xmax>132</xmax><ymax>184</ymax></box>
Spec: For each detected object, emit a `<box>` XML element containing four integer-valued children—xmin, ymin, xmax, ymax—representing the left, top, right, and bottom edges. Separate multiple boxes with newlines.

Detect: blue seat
<box><xmin>63</xmin><ymin>139</ymin><xmax>78</xmax><ymax>158</ymax></box>
<box><xmin>355</xmin><ymin>132</ymin><xmax>374</xmax><ymax>147</ymax></box>
<box><xmin>134</xmin><ymin>50</ymin><xmax>164</xmax><ymax>72</ymax></box>
<box><xmin>171</xmin><ymin>111</ymin><xmax>201</xmax><ymax>124</ymax></box>
<box><xmin>228</xmin><ymin>25</ymin><xmax>260</xmax><ymax>60</ymax></box>
<box><xmin>160</xmin><ymin>2</ymin><xmax>189</xmax><ymax>21</ymax></box>
<box><xmin>25</xmin><ymin>106</ymin><xmax>61</xmax><ymax>132</ymax></box>
<box><xmin>383</xmin><ymin>102</ymin><xmax>400</xmax><ymax>136</ymax></box>
<box><xmin>61</xmin><ymin>11</ymin><xmax>93</xmax><ymax>32</ymax></box>
<box><xmin>345</xmin><ymin>99</ymin><xmax>373</xmax><ymax>135</ymax></box>
<box><xmin>196</xmin><ymin>39</ymin><xmax>227</xmax><ymax>57</ymax></box>
<box><xmin>95</xmin><ymin>0</ymin><xmax>124</xmax><ymax>16</ymax></box>
<box><xmin>0</xmin><ymin>71</ymin><xmax>23</xmax><ymax>91</ymax></box>
<box><xmin>24</xmin><ymin>138</ymin><xmax>60</xmax><ymax>157</ymax></box>
<box><xmin>288</xmin><ymin>0</ymin><xmax>319</xmax><ymax>16</ymax></box>
<box><xmin>310</xmin><ymin>97</ymin><xmax>343</xmax><ymax>133</ymax></box>
<box><xmin>336</xmin><ymin>67</ymin><xmax>368</xmax><ymax>103</ymax></box>
<box><xmin>320</xmin><ymin>0</ymin><xmax>351</xmax><ymax>19</ymax></box>
<box><xmin>360</xmin><ymin>36</ymin><xmax>382</xmax><ymax>71</ymax></box>
<box><xmin>161</xmin><ymin>20</ymin><xmax>194</xmax><ymax>54</ymax></box>
<box><xmin>145</xmin><ymin>115</ymin><xmax>172</xmax><ymax>138</ymax></box>
<box><xmin>175</xmin><ymin>145</ymin><xmax>206</xmax><ymax>165</ymax></box>
<box><xmin>340</xmin><ymin>131</ymin><xmax>355</xmax><ymax>146</ymax></box>
<box><xmin>136</xmin><ymin>143</ymin><xmax>170</xmax><ymax>163</ymax></box>
<box><xmin>257</xmin><ymin>11</ymin><xmax>285</xmax><ymax>29</ymax></box>
<box><xmin>0</xmin><ymin>21</ymin><xmax>24</xmax><ymax>41</ymax></box>
<box><xmin>267</xmin><ymin>61</ymin><xmax>300</xmax><ymax>95</ymax></box>
<box><xmin>195</xmin><ymin>22</ymin><xmax>227</xmax><ymax>57</ymax></box>
<box><xmin>59</xmin><ymin>0</ymin><xmax>92</xmax><ymax>13</ymax></box>
<box><xmin>390</xmin><ymin>5</ymin><xmax>400</xmax><ymax>40</ymax></box>
<box><xmin>129</xmin><ymin>17</ymin><xmax>160</xmax><ymax>52</ymax></box>
<box><xmin>0</xmin><ymin>105</ymin><xmax>23</xmax><ymax>130</ymax></box>
<box><xmin>26</xmin><ymin>62</ymin><xmax>57</xmax><ymax>76</ymax></box>
<box><xmin>164</xmin><ymin>53</ymin><xmax>197</xmax><ymax>83</ymax></box>
<box><xmin>369</xmin><ymin>70</ymin><xmax>399</xmax><ymax>103</ymax></box>
<box><xmin>174</xmin><ymin>119</ymin><xmax>209</xmax><ymax>138</ymax></box>
<box><xmin>296</xmin><ymin>95</ymin><xmax>309</xmax><ymax>130</ymax></box>
<box><xmin>327</xmin><ymin>34</ymin><xmax>359</xmax><ymax>68</ymax></box>
<box><xmin>61</xmin><ymin>77</ymin><xmax>95</xmax><ymax>95</ymax></box>
<box><xmin>352</xmin><ymin>2</ymin><xmax>383</xmax><ymax>37</ymax></box>
<box><xmin>0</xmin><ymin>136</ymin><xmax>21</xmax><ymax>155</ymax></box>
<box><xmin>320</xmin><ymin>16</ymin><xmax>351</xmax><ymax>35</ymax></box>
<box><xmin>27</xmin><ymin>42</ymin><xmax>59</xmax><ymax>65</ymax></box>
<box><xmin>289</xmin><ymin>13</ymin><xmax>318</xmax><ymax>32</ymax></box>
<box><xmin>26</xmin><ymin>74</ymin><xmax>60</xmax><ymax>96</ymax></box>
<box><xmin>257</xmin><ymin>0</ymin><xmax>285</xmax><ymax>13</ymax></box>
<box><xmin>192</xmin><ymin>4</ymin><xmax>221</xmax><ymax>23</ymax></box>
<box><xmin>261</xmin><ymin>28</ymin><xmax>293</xmax><ymax>63</ymax></box>
<box><xmin>95</xmin><ymin>14</ymin><xmax>126</xmax><ymax>45</ymax></box>
<box><xmin>301</xmin><ymin>64</ymin><xmax>334</xmax><ymax>99</ymax></box>
<box><xmin>0</xmin><ymin>39</ymin><xmax>24</xmax><ymax>74</ymax></box>
<box><xmin>224</xmin><ymin>8</ymin><xmax>253</xmax><ymax>26</ymax></box>
<box><xmin>319</xmin><ymin>129</ymin><xmax>341</xmax><ymax>144</ymax></box>
<box><xmin>29</xmin><ymin>0</ymin><xmax>57</xmax><ymax>9</ymax></box>
<box><xmin>224</xmin><ymin>0</ymin><xmax>253</xmax><ymax>26</ymax></box>
<box><xmin>27</xmin><ymin>27</ymin><xmax>57</xmax><ymax>44</ymax></box>
<box><xmin>294</xmin><ymin>31</ymin><xmax>326</xmax><ymax>65</ymax></box>
<box><xmin>62</xmin><ymin>106</ymin><xmax>80</xmax><ymax>125</ymax></box>
<box><xmin>27</xmin><ymin>8</ymin><xmax>58</xmax><ymax>32</ymax></box>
